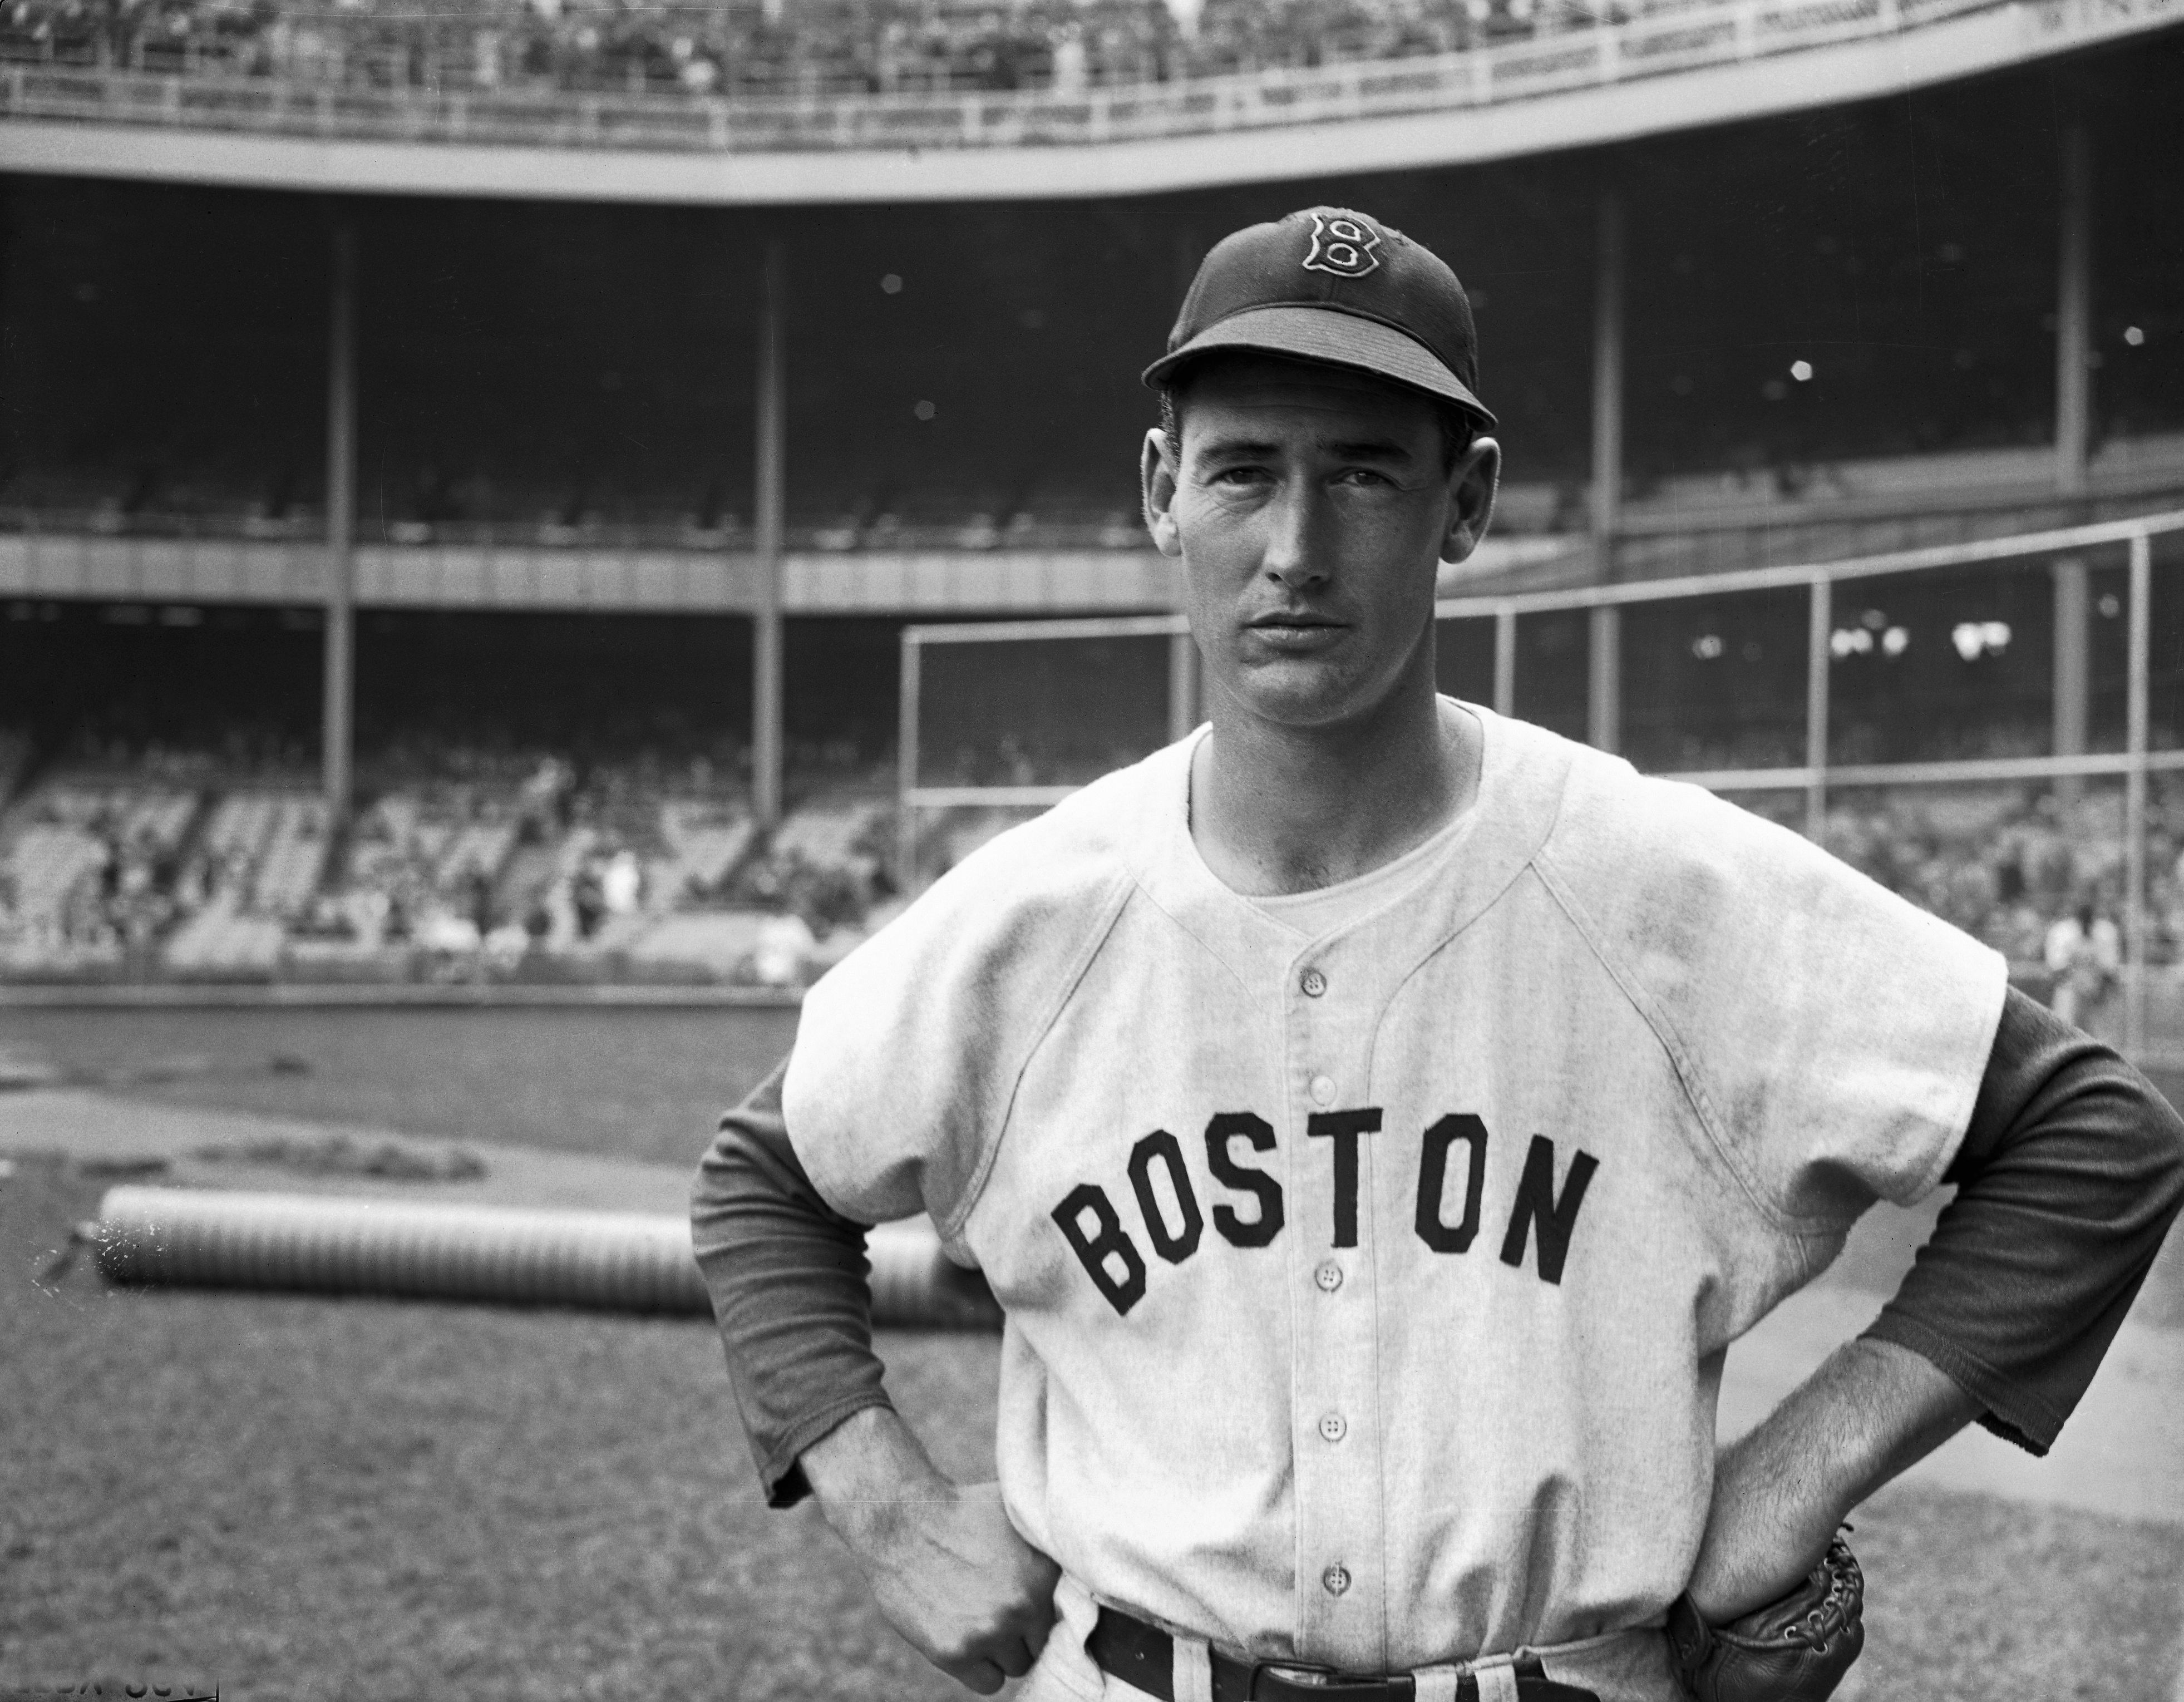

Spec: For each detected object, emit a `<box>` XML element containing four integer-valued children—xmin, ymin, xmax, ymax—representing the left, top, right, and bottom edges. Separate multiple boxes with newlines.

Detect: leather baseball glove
<box><xmin>1665</xmin><ymin>1528</ymin><xmax>1864</xmax><ymax>1702</ymax></box>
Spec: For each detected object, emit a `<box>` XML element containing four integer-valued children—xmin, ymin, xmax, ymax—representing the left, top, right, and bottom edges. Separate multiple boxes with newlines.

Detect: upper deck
<box><xmin>3</xmin><ymin>0</ymin><xmax>2173</xmax><ymax>202</ymax></box>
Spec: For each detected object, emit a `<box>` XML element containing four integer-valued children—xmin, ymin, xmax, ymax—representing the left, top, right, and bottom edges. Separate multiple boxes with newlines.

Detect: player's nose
<box><xmin>1260</xmin><ymin>481</ymin><xmax>1331</xmax><ymax>592</ymax></box>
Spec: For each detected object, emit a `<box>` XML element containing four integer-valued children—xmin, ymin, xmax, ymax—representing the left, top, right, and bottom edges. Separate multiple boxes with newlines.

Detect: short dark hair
<box><xmin>1159</xmin><ymin>358</ymin><xmax>1480</xmax><ymax>475</ymax></box>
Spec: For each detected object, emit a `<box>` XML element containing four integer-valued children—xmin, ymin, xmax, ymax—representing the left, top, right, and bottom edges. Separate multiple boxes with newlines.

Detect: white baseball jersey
<box><xmin>782</xmin><ymin>704</ymin><xmax>2005</xmax><ymax>1702</ymax></box>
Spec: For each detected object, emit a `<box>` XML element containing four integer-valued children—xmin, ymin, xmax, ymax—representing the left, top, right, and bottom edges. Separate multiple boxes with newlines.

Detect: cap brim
<box><xmin>1142</xmin><ymin>305</ymin><xmax>1496</xmax><ymax>431</ymax></box>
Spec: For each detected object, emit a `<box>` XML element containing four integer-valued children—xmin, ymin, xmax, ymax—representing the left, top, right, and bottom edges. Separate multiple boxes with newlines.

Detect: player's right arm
<box><xmin>689</xmin><ymin>1061</ymin><xmax>1059</xmax><ymax>1694</ymax></box>
<box><xmin>694</xmin><ymin>797</ymin><xmax>1133</xmax><ymax>1688</ymax></box>
<box><xmin>799</xmin><ymin>1406</ymin><xmax>1061</xmax><ymax>1694</ymax></box>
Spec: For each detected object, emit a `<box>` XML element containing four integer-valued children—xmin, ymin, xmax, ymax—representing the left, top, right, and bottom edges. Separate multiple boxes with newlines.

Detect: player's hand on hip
<box><xmin>802</xmin><ymin>1407</ymin><xmax>1061</xmax><ymax>1693</ymax></box>
<box><xmin>1685</xmin><ymin>1339</ymin><xmax>1979</xmax><ymax>1621</ymax></box>
<box><xmin>860</xmin><ymin>1477</ymin><xmax>1062</xmax><ymax>1693</ymax></box>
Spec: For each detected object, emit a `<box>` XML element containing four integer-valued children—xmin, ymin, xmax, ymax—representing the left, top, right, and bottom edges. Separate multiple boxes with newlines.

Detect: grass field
<box><xmin>0</xmin><ymin>1007</ymin><xmax>800</xmax><ymax>1167</ymax></box>
<box><xmin>3</xmin><ymin>1152</ymin><xmax>995</xmax><ymax>1701</ymax></box>
<box><xmin>4</xmin><ymin>1008</ymin><xmax>2181</xmax><ymax>1700</ymax></box>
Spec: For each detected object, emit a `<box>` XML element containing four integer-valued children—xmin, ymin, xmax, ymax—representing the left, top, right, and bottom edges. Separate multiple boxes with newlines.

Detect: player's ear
<box><xmin>1440</xmin><ymin>436</ymin><xmax>1500</xmax><ymax>566</ymax></box>
<box><xmin>1142</xmin><ymin>427</ymin><xmax>1183</xmax><ymax>559</ymax></box>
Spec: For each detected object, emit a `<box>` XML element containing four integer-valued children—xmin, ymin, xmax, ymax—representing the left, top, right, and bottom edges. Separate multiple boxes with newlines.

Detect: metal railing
<box><xmin>0</xmin><ymin>505</ymin><xmax>1151</xmax><ymax>555</ymax></box>
<box><xmin>899</xmin><ymin>508</ymin><xmax>2184</xmax><ymax>1055</ymax></box>
<box><xmin>0</xmin><ymin>0</ymin><xmax>1999</xmax><ymax>152</ymax></box>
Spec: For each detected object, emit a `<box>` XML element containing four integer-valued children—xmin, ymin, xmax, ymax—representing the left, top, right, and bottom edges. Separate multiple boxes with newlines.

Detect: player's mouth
<box><xmin>1245</xmin><ymin>611</ymin><xmax>1348</xmax><ymax>651</ymax></box>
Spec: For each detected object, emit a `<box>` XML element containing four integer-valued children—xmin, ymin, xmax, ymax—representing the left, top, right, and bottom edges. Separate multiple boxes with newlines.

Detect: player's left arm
<box><xmin>1685</xmin><ymin>985</ymin><xmax>2184</xmax><ymax>1622</ymax></box>
<box><xmin>1684</xmin><ymin>1338</ymin><xmax>1969</xmax><ymax>1621</ymax></box>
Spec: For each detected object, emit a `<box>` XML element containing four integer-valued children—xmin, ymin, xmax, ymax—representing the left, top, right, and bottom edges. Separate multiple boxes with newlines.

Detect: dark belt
<box><xmin>1087</xmin><ymin>1605</ymin><xmax>1602</xmax><ymax>1702</ymax></box>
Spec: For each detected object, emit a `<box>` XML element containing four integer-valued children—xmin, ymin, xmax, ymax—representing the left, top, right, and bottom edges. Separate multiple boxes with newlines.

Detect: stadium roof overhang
<box><xmin>2</xmin><ymin>0</ymin><xmax>2172</xmax><ymax>203</ymax></box>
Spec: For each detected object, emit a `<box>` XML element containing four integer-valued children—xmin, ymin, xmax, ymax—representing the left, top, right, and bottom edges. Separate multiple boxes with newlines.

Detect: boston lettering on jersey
<box><xmin>1048</xmin><ymin>1108</ymin><xmax>1600</xmax><ymax>1316</ymax></box>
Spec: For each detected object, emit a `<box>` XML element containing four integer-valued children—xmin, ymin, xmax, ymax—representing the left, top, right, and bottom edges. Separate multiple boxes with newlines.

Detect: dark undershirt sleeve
<box><xmin>690</xmin><ymin>1059</ymin><xmax>891</xmax><ymax>1508</ymax></box>
<box><xmin>1860</xmin><ymin>985</ymin><xmax>2184</xmax><ymax>1454</ymax></box>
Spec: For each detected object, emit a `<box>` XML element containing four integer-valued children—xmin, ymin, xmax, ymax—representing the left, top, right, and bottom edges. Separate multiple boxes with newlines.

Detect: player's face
<box><xmin>1143</xmin><ymin>356</ymin><xmax>1498</xmax><ymax>731</ymax></box>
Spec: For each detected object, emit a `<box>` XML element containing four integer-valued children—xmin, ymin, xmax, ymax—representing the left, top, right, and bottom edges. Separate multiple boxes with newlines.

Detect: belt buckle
<box><xmin>1251</xmin><ymin>1661</ymin><xmax>1408</xmax><ymax>1702</ymax></box>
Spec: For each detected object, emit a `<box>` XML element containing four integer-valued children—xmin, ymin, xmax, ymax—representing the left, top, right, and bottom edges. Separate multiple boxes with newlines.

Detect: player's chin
<box><xmin>1227</xmin><ymin>655</ymin><xmax>1374</xmax><ymax>727</ymax></box>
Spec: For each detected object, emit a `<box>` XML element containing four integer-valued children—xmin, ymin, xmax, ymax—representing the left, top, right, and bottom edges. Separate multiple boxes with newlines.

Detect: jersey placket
<box><xmin>1284</xmin><ymin>935</ymin><xmax>1388</xmax><ymax>1673</ymax></box>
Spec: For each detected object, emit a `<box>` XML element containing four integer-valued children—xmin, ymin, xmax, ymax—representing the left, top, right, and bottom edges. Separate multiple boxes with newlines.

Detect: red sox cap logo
<box><xmin>1302</xmin><ymin>213</ymin><xmax>1382</xmax><ymax>278</ymax></box>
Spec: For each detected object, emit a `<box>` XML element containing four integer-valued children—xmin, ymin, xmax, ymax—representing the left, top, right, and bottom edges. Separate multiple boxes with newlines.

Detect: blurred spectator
<box><xmin>484</xmin><ymin>917</ymin><xmax>532</xmax><ymax>968</ymax></box>
<box><xmin>602</xmin><ymin>845</ymin><xmax>643</xmax><ymax>914</ymax></box>
<box><xmin>2044</xmin><ymin>900</ymin><xmax>2121</xmax><ymax>1026</ymax></box>
<box><xmin>418</xmin><ymin>910</ymin><xmax>482</xmax><ymax>953</ymax></box>
<box><xmin>571</xmin><ymin>855</ymin><xmax>606</xmax><ymax>938</ymax></box>
<box><xmin>1050</xmin><ymin>20</ymin><xmax>1086</xmax><ymax>89</ymax></box>
<box><xmin>517</xmin><ymin>753</ymin><xmax>574</xmax><ymax>839</ymax></box>
<box><xmin>753</xmin><ymin>907</ymin><xmax>816</xmax><ymax>985</ymax></box>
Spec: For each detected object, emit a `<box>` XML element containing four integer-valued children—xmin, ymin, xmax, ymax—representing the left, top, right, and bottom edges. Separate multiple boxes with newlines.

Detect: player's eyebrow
<box><xmin>1191</xmin><ymin>434</ymin><xmax>1281</xmax><ymax>462</ymax></box>
<box><xmin>1322</xmin><ymin>438</ymin><xmax>1416</xmax><ymax>463</ymax></box>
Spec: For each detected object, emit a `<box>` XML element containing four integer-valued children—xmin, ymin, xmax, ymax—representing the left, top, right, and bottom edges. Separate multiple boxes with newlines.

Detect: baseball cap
<box><xmin>1142</xmin><ymin>206</ymin><xmax>1495</xmax><ymax>431</ymax></box>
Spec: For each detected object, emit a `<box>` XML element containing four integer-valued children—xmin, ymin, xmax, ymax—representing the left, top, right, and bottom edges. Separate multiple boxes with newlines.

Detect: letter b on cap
<box><xmin>1303</xmin><ymin>213</ymin><xmax>1382</xmax><ymax>279</ymax></box>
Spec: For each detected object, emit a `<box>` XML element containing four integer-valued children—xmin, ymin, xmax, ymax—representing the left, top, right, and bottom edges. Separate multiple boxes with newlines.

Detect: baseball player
<box><xmin>693</xmin><ymin>208</ymin><xmax>2184</xmax><ymax>1702</ymax></box>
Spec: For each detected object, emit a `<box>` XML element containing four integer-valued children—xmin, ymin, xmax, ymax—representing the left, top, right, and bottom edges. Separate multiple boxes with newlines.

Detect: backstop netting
<box><xmin>900</xmin><ymin>511</ymin><xmax>2184</xmax><ymax>1061</ymax></box>
<box><xmin>897</xmin><ymin>614</ymin><xmax>1196</xmax><ymax>885</ymax></box>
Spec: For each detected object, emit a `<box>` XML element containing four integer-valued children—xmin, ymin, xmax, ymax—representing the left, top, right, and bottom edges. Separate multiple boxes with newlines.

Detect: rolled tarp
<box><xmin>93</xmin><ymin>1187</ymin><xmax>1000</xmax><ymax>1329</ymax></box>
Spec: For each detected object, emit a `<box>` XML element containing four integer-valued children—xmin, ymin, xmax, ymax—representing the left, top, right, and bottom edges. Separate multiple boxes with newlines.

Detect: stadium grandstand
<box><xmin>0</xmin><ymin>0</ymin><xmax>2180</xmax><ymax>1023</ymax></box>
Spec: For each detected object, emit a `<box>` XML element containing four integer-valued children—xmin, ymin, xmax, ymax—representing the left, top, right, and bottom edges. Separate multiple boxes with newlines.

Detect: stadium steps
<box><xmin>770</xmin><ymin>797</ymin><xmax>888</xmax><ymax>870</ymax></box>
<box><xmin>654</xmin><ymin>798</ymin><xmax>757</xmax><ymax>904</ymax></box>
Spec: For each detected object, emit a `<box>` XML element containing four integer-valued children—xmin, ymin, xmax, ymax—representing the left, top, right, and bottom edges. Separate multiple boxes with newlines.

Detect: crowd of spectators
<box><xmin>0</xmin><ymin>724</ymin><xmax>895</xmax><ymax>981</ymax></box>
<box><xmin>0</xmin><ymin>0</ymin><xmax>1587</xmax><ymax>99</ymax></box>
<box><xmin>0</xmin><ymin>780</ymin><xmax>196</xmax><ymax>960</ymax></box>
<box><xmin>1812</xmin><ymin>781</ymin><xmax>2184</xmax><ymax>1027</ymax></box>
<box><xmin>6</xmin><ymin>713</ymin><xmax>2184</xmax><ymax>1023</ymax></box>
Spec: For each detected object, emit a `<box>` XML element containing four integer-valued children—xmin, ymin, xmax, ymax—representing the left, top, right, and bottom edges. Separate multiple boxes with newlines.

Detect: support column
<box><xmin>896</xmin><ymin>631</ymin><xmax>921</xmax><ymax>889</ymax></box>
<box><xmin>1493</xmin><ymin>607</ymin><xmax>1516</xmax><ymax>718</ymax></box>
<box><xmin>753</xmin><ymin>238</ymin><xmax>786</xmax><ymax>829</ymax></box>
<box><xmin>1805</xmin><ymin>575</ymin><xmax>1831</xmax><ymax>838</ymax></box>
<box><xmin>1167</xmin><ymin>630</ymin><xmax>1200</xmax><ymax>743</ymax></box>
<box><xmin>2124</xmin><ymin>531</ymin><xmax>2150</xmax><ymax>1059</ymax></box>
<box><xmin>2053</xmin><ymin>559</ymin><xmax>2089</xmax><ymax>760</ymax></box>
<box><xmin>2053</xmin><ymin>123</ymin><xmax>2093</xmax><ymax>791</ymax></box>
<box><xmin>1588</xmin><ymin>606</ymin><xmax>1620</xmax><ymax>754</ymax></box>
<box><xmin>1590</xmin><ymin>188</ymin><xmax>1624</xmax><ymax>564</ymax></box>
<box><xmin>2054</xmin><ymin>123</ymin><xmax>2093</xmax><ymax>495</ymax></box>
<box><xmin>1587</xmin><ymin>189</ymin><xmax>1624</xmax><ymax>754</ymax></box>
<box><xmin>322</xmin><ymin>220</ymin><xmax>357</xmax><ymax>831</ymax></box>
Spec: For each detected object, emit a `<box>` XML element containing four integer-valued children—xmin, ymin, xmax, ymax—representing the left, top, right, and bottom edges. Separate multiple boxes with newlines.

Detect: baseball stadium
<box><xmin>3</xmin><ymin>0</ymin><xmax>2182</xmax><ymax>1692</ymax></box>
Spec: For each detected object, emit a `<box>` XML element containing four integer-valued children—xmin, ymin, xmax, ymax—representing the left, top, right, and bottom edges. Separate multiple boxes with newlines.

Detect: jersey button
<box><xmin>1309</xmin><ymin>1074</ymin><xmax>1336</xmax><ymax>1106</ymax></box>
<box><xmin>1318</xmin><ymin>1412</ymin><xmax>1347</xmax><ymax>1443</ymax></box>
<box><xmin>1314</xmin><ymin>1260</ymin><xmax>1343</xmax><ymax>1292</ymax></box>
<box><xmin>1300</xmin><ymin>967</ymin><xmax>1327</xmax><ymax>998</ymax></box>
<box><xmin>1322</xmin><ymin>1562</ymin><xmax>1352</xmax><ymax>1597</ymax></box>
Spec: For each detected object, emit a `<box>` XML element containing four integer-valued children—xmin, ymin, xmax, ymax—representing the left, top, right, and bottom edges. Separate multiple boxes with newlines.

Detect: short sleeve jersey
<box><xmin>781</xmin><ymin>706</ymin><xmax>2006</xmax><ymax>1699</ymax></box>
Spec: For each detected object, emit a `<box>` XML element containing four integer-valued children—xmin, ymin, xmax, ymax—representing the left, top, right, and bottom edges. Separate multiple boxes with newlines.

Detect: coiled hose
<box><xmin>92</xmin><ymin>1186</ymin><xmax>1001</xmax><ymax>1329</ymax></box>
